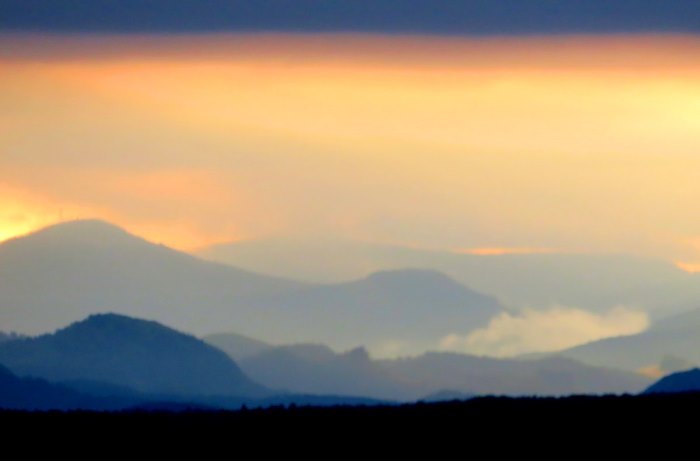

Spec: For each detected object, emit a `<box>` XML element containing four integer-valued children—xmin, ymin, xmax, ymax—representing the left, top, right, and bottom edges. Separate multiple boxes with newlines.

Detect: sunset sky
<box><xmin>2</xmin><ymin>33</ymin><xmax>700</xmax><ymax>268</ymax></box>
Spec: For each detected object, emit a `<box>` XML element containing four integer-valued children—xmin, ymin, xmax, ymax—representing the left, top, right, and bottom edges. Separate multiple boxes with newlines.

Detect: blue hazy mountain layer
<box><xmin>0</xmin><ymin>313</ymin><xmax>266</xmax><ymax>398</ymax></box>
<box><xmin>645</xmin><ymin>368</ymin><xmax>700</xmax><ymax>394</ymax></box>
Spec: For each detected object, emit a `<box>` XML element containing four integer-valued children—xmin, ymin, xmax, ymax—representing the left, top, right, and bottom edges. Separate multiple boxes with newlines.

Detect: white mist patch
<box><xmin>439</xmin><ymin>306</ymin><xmax>649</xmax><ymax>358</ymax></box>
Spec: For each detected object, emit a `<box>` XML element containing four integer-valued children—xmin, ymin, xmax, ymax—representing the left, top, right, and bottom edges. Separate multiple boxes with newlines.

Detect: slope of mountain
<box><xmin>204</xmin><ymin>333</ymin><xmax>273</xmax><ymax>362</ymax></box>
<box><xmin>0</xmin><ymin>332</ymin><xmax>24</xmax><ymax>344</ymax></box>
<box><xmin>645</xmin><ymin>368</ymin><xmax>700</xmax><ymax>394</ymax></box>
<box><xmin>215</xmin><ymin>332</ymin><xmax>651</xmax><ymax>399</ymax></box>
<box><xmin>0</xmin><ymin>363</ymin><xmax>136</xmax><ymax>410</ymax></box>
<box><xmin>380</xmin><ymin>353</ymin><xmax>650</xmax><ymax>397</ymax></box>
<box><xmin>256</xmin><ymin>269</ymin><xmax>501</xmax><ymax>352</ymax></box>
<box><xmin>557</xmin><ymin>307</ymin><xmax>700</xmax><ymax>373</ymax></box>
<box><xmin>0</xmin><ymin>220</ymin><xmax>504</xmax><ymax>352</ymax></box>
<box><xmin>0</xmin><ymin>359</ymin><xmax>383</xmax><ymax>410</ymax></box>
<box><xmin>0</xmin><ymin>220</ymin><xmax>304</xmax><ymax>336</ymax></box>
<box><xmin>199</xmin><ymin>237</ymin><xmax>697</xmax><ymax>315</ymax></box>
<box><xmin>0</xmin><ymin>313</ymin><xmax>266</xmax><ymax>397</ymax></box>
<box><xmin>239</xmin><ymin>345</ymin><xmax>409</xmax><ymax>401</ymax></box>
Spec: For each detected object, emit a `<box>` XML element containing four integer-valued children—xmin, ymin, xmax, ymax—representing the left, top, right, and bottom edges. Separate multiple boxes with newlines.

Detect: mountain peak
<box><xmin>0</xmin><ymin>313</ymin><xmax>267</xmax><ymax>397</ymax></box>
<box><xmin>24</xmin><ymin>219</ymin><xmax>137</xmax><ymax>245</ymax></box>
<box><xmin>0</xmin><ymin>220</ymin><xmax>151</xmax><ymax>251</ymax></box>
<box><xmin>63</xmin><ymin>312</ymin><xmax>168</xmax><ymax>335</ymax></box>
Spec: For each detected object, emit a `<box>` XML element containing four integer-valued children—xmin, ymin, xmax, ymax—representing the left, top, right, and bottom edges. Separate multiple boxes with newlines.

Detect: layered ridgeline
<box><xmin>557</xmin><ymin>308</ymin><xmax>700</xmax><ymax>376</ymax></box>
<box><xmin>206</xmin><ymin>334</ymin><xmax>651</xmax><ymax>400</ymax></box>
<box><xmin>0</xmin><ymin>313</ymin><xmax>266</xmax><ymax>398</ymax></box>
<box><xmin>0</xmin><ymin>220</ymin><xmax>503</xmax><ymax>353</ymax></box>
<box><xmin>0</xmin><ymin>314</ymin><xmax>389</xmax><ymax>410</ymax></box>
<box><xmin>199</xmin><ymin>237</ymin><xmax>698</xmax><ymax>315</ymax></box>
<box><xmin>0</xmin><ymin>313</ymin><xmax>650</xmax><ymax>410</ymax></box>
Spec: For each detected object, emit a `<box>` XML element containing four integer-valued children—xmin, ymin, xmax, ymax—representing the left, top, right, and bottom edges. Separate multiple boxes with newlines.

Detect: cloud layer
<box><xmin>439</xmin><ymin>307</ymin><xmax>650</xmax><ymax>357</ymax></box>
<box><xmin>2</xmin><ymin>0</ymin><xmax>699</xmax><ymax>34</ymax></box>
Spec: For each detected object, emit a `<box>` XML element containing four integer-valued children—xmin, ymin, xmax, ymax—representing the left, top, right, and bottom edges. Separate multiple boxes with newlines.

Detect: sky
<box><xmin>2</xmin><ymin>3</ymin><xmax>700</xmax><ymax>358</ymax></box>
<box><xmin>2</xmin><ymin>33</ymin><xmax>700</xmax><ymax>267</ymax></box>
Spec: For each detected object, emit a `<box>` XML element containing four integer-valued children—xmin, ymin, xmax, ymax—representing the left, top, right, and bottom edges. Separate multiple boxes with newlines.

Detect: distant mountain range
<box><xmin>0</xmin><ymin>314</ymin><xmax>391</xmax><ymax>410</ymax></box>
<box><xmin>557</xmin><ymin>308</ymin><xmax>700</xmax><ymax>375</ymax></box>
<box><xmin>0</xmin><ymin>313</ymin><xmax>651</xmax><ymax>411</ymax></box>
<box><xmin>206</xmin><ymin>332</ymin><xmax>651</xmax><ymax>400</ymax></box>
<box><xmin>199</xmin><ymin>237</ymin><xmax>699</xmax><ymax>316</ymax></box>
<box><xmin>0</xmin><ymin>220</ymin><xmax>503</xmax><ymax>353</ymax></box>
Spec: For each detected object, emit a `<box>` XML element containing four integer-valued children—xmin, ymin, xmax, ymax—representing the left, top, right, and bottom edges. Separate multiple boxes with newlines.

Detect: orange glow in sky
<box><xmin>455</xmin><ymin>248</ymin><xmax>560</xmax><ymax>256</ymax></box>
<box><xmin>675</xmin><ymin>262</ymin><xmax>700</xmax><ymax>274</ymax></box>
<box><xmin>1</xmin><ymin>34</ymin><xmax>700</xmax><ymax>257</ymax></box>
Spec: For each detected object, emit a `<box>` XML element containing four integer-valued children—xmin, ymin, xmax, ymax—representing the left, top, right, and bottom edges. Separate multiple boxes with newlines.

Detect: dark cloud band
<box><xmin>1</xmin><ymin>0</ymin><xmax>699</xmax><ymax>35</ymax></box>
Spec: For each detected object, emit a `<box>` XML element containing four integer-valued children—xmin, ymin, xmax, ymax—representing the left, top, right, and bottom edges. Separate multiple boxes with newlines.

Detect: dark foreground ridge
<box><xmin>4</xmin><ymin>392</ymin><xmax>700</xmax><ymax>442</ymax></box>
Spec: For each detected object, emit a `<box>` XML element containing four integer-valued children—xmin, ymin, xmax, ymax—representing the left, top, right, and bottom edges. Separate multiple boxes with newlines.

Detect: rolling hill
<box><xmin>0</xmin><ymin>220</ymin><xmax>504</xmax><ymax>352</ymax></box>
<box><xmin>0</xmin><ymin>313</ymin><xmax>266</xmax><ymax>397</ymax></box>
<box><xmin>209</xmin><ymin>333</ymin><xmax>651</xmax><ymax>399</ymax></box>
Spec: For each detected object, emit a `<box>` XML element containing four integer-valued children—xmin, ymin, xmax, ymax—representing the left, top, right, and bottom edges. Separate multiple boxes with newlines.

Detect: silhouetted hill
<box><xmin>645</xmin><ymin>368</ymin><xmax>700</xmax><ymax>394</ymax></box>
<box><xmin>5</xmin><ymin>394</ymin><xmax>700</xmax><ymax>445</ymax></box>
<box><xmin>558</xmin><ymin>307</ymin><xmax>700</xmax><ymax>374</ymax></box>
<box><xmin>0</xmin><ymin>363</ymin><xmax>137</xmax><ymax>410</ymax></box>
<box><xmin>0</xmin><ymin>313</ymin><xmax>266</xmax><ymax>397</ymax></box>
<box><xmin>1</xmin><ymin>220</ymin><xmax>504</xmax><ymax>352</ymax></box>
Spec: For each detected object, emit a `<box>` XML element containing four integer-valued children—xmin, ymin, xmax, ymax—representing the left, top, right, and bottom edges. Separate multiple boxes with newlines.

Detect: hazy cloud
<box><xmin>2</xmin><ymin>35</ymin><xmax>700</xmax><ymax>260</ymax></box>
<box><xmin>439</xmin><ymin>307</ymin><xmax>650</xmax><ymax>358</ymax></box>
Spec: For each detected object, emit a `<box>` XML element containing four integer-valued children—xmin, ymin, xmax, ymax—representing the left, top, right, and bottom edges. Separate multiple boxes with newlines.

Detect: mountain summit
<box><xmin>0</xmin><ymin>220</ymin><xmax>304</xmax><ymax>336</ymax></box>
<box><xmin>6</xmin><ymin>219</ymin><xmax>141</xmax><ymax>247</ymax></box>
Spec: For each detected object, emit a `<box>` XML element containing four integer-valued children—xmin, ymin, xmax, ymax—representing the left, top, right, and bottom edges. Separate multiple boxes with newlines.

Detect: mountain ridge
<box><xmin>0</xmin><ymin>313</ymin><xmax>267</xmax><ymax>397</ymax></box>
<box><xmin>556</xmin><ymin>307</ymin><xmax>700</xmax><ymax>373</ymax></box>
<box><xmin>0</xmin><ymin>220</ymin><xmax>504</xmax><ymax>353</ymax></box>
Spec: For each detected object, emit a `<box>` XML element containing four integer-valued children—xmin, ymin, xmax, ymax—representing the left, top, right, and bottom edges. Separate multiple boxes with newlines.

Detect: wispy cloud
<box><xmin>439</xmin><ymin>306</ymin><xmax>649</xmax><ymax>358</ymax></box>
